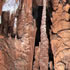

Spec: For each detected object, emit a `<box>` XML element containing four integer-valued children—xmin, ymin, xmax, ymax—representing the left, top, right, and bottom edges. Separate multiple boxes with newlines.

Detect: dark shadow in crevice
<box><xmin>32</xmin><ymin>6</ymin><xmax>43</xmax><ymax>46</ymax></box>
<box><xmin>68</xmin><ymin>8</ymin><xmax>70</xmax><ymax>14</ymax></box>
<box><xmin>46</xmin><ymin>7</ymin><xmax>54</xmax><ymax>70</ymax></box>
<box><xmin>32</xmin><ymin>3</ymin><xmax>54</xmax><ymax>70</ymax></box>
<box><xmin>46</xmin><ymin>1</ymin><xmax>54</xmax><ymax>69</ymax></box>
<box><xmin>32</xmin><ymin>6</ymin><xmax>43</xmax><ymax>70</ymax></box>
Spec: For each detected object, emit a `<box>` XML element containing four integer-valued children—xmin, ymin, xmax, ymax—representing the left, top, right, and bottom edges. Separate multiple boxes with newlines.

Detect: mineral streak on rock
<box><xmin>40</xmin><ymin>0</ymin><xmax>49</xmax><ymax>70</ymax></box>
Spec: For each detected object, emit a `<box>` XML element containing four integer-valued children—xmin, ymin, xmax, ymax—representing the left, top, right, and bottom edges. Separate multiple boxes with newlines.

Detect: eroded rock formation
<box><xmin>39</xmin><ymin>0</ymin><xmax>49</xmax><ymax>70</ymax></box>
<box><xmin>51</xmin><ymin>0</ymin><xmax>70</xmax><ymax>70</ymax></box>
<box><xmin>0</xmin><ymin>0</ymin><xmax>70</xmax><ymax>70</ymax></box>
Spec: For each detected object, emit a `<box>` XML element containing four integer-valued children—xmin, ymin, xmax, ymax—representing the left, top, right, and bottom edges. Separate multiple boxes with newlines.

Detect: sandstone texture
<box><xmin>0</xmin><ymin>0</ymin><xmax>70</xmax><ymax>70</ymax></box>
<box><xmin>51</xmin><ymin>0</ymin><xmax>70</xmax><ymax>69</ymax></box>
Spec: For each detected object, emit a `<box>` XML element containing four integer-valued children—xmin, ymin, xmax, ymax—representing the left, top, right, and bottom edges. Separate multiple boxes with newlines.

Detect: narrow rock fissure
<box><xmin>46</xmin><ymin>1</ymin><xmax>54</xmax><ymax>69</ymax></box>
<box><xmin>33</xmin><ymin>6</ymin><xmax>43</xmax><ymax>46</ymax></box>
<box><xmin>32</xmin><ymin>6</ymin><xmax>43</xmax><ymax>70</ymax></box>
<box><xmin>68</xmin><ymin>8</ymin><xmax>70</xmax><ymax>14</ymax></box>
<box><xmin>32</xmin><ymin>5</ymin><xmax>54</xmax><ymax>70</ymax></box>
<box><xmin>46</xmin><ymin>9</ymin><xmax>54</xmax><ymax>70</ymax></box>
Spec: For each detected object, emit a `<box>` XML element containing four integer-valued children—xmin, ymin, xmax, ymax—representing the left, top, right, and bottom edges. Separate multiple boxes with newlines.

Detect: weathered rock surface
<box><xmin>33</xmin><ymin>47</ymin><xmax>40</xmax><ymax>70</ymax></box>
<box><xmin>0</xmin><ymin>37</ymin><xmax>16</xmax><ymax>70</ymax></box>
<box><xmin>0</xmin><ymin>0</ymin><xmax>36</xmax><ymax>70</ymax></box>
<box><xmin>40</xmin><ymin>0</ymin><xmax>49</xmax><ymax>70</ymax></box>
<box><xmin>16</xmin><ymin>0</ymin><xmax>36</xmax><ymax>70</ymax></box>
<box><xmin>51</xmin><ymin>1</ymin><xmax>70</xmax><ymax>70</ymax></box>
<box><xmin>0</xmin><ymin>0</ymin><xmax>70</xmax><ymax>70</ymax></box>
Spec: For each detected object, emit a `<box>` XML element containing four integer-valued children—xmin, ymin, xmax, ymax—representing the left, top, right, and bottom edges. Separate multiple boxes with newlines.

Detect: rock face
<box><xmin>33</xmin><ymin>47</ymin><xmax>40</xmax><ymax>70</ymax></box>
<box><xmin>0</xmin><ymin>37</ymin><xmax>16</xmax><ymax>70</ymax></box>
<box><xmin>1</xmin><ymin>11</ymin><xmax>16</xmax><ymax>37</ymax></box>
<box><xmin>1</xmin><ymin>12</ymin><xmax>10</xmax><ymax>36</ymax></box>
<box><xmin>0</xmin><ymin>0</ymin><xmax>36</xmax><ymax>70</ymax></box>
<box><xmin>40</xmin><ymin>0</ymin><xmax>49</xmax><ymax>70</ymax></box>
<box><xmin>0</xmin><ymin>0</ymin><xmax>70</xmax><ymax>70</ymax></box>
<box><xmin>51</xmin><ymin>0</ymin><xmax>70</xmax><ymax>69</ymax></box>
<box><xmin>15</xmin><ymin>0</ymin><xmax>36</xmax><ymax>70</ymax></box>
